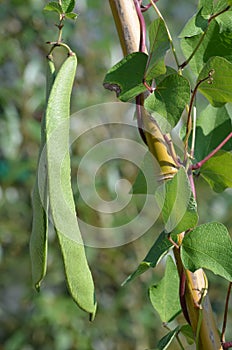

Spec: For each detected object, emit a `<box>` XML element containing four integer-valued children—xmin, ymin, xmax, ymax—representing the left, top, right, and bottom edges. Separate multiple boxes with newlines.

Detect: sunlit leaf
<box><xmin>131</xmin><ymin>151</ymin><xmax>162</xmax><ymax>194</ymax></box>
<box><xmin>65</xmin><ymin>12</ymin><xmax>78</xmax><ymax>19</ymax></box>
<box><xmin>61</xmin><ymin>0</ymin><xmax>75</xmax><ymax>13</ymax></box>
<box><xmin>152</xmin><ymin>326</ymin><xmax>181</xmax><ymax>350</ymax></box>
<box><xmin>149</xmin><ymin>256</ymin><xmax>181</xmax><ymax>323</ymax></box>
<box><xmin>103</xmin><ymin>52</ymin><xmax>148</xmax><ymax>101</ymax></box>
<box><xmin>157</xmin><ymin>167</ymin><xmax>198</xmax><ymax>235</ymax></box>
<box><xmin>179</xmin><ymin>9</ymin><xmax>208</xmax><ymax>38</ymax></box>
<box><xmin>198</xmin><ymin>56</ymin><xmax>232</xmax><ymax>106</ymax></box>
<box><xmin>122</xmin><ymin>231</ymin><xmax>173</xmax><ymax>286</ymax></box>
<box><xmin>181</xmin><ymin>222</ymin><xmax>232</xmax><ymax>281</ymax></box>
<box><xmin>44</xmin><ymin>2</ymin><xmax>63</xmax><ymax>14</ymax></box>
<box><xmin>144</xmin><ymin>74</ymin><xmax>190</xmax><ymax>133</ymax></box>
<box><xmin>181</xmin><ymin>21</ymin><xmax>232</xmax><ymax>75</ymax></box>
<box><xmin>180</xmin><ymin>325</ymin><xmax>195</xmax><ymax>345</ymax></box>
<box><xmin>214</xmin><ymin>0</ymin><xmax>231</xmax><ymax>12</ymax></box>
<box><xmin>145</xmin><ymin>18</ymin><xmax>170</xmax><ymax>80</ymax></box>
<box><xmin>194</xmin><ymin>104</ymin><xmax>232</xmax><ymax>161</ymax></box>
<box><xmin>200</xmin><ymin>151</ymin><xmax>232</xmax><ymax>192</ymax></box>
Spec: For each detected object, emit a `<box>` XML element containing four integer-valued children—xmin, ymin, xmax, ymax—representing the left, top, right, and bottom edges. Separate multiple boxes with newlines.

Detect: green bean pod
<box><xmin>30</xmin><ymin>57</ymin><xmax>56</xmax><ymax>291</ymax></box>
<box><xmin>45</xmin><ymin>54</ymin><xmax>97</xmax><ymax>319</ymax></box>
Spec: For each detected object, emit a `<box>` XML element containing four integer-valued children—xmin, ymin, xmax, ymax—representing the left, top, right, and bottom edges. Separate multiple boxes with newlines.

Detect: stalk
<box><xmin>108</xmin><ymin>1</ymin><xmax>223</xmax><ymax>349</ymax></box>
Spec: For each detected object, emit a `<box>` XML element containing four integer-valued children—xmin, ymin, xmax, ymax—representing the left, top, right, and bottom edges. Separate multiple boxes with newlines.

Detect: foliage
<box><xmin>1</xmin><ymin>0</ymin><xmax>232</xmax><ymax>350</ymax></box>
<box><xmin>104</xmin><ymin>0</ymin><xmax>232</xmax><ymax>348</ymax></box>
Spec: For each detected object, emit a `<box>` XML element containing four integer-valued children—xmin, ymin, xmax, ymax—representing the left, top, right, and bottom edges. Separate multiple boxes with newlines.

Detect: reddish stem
<box><xmin>134</xmin><ymin>0</ymin><xmax>146</xmax><ymax>52</ymax></box>
<box><xmin>223</xmin><ymin>342</ymin><xmax>232</xmax><ymax>349</ymax></box>
<box><xmin>191</xmin><ymin>132</ymin><xmax>232</xmax><ymax>170</ymax></box>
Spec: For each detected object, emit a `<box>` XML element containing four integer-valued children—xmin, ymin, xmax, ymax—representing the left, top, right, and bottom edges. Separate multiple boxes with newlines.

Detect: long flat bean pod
<box><xmin>45</xmin><ymin>54</ymin><xmax>96</xmax><ymax>319</ymax></box>
<box><xmin>30</xmin><ymin>57</ymin><xmax>56</xmax><ymax>290</ymax></box>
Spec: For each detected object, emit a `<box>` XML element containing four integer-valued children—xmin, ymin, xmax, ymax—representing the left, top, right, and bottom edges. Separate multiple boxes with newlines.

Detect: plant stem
<box><xmin>190</xmin><ymin>106</ymin><xmax>197</xmax><ymax>159</ymax></box>
<box><xmin>221</xmin><ymin>282</ymin><xmax>232</xmax><ymax>343</ymax></box>
<box><xmin>179</xmin><ymin>6</ymin><xmax>231</xmax><ymax>70</ymax></box>
<box><xmin>134</xmin><ymin>0</ymin><xmax>146</xmax><ymax>52</ymax></box>
<box><xmin>150</xmin><ymin>0</ymin><xmax>180</xmax><ymax>68</ymax></box>
<box><xmin>184</xmin><ymin>74</ymin><xmax>212</xmax><ymax>164</ymax></box>
<box><xmin>223</xmin><ymin>342</ymin><xmax>232</xmax><ymax>349</ymax></box>
<box><xmin>191</xmin><ymin>132</ymin><xmax>232</xmax><ymax>170</ymax></box>
<box><xmin>176</xmin><ymin>333</ymin><xmax>185</xmax><ymax>350</ymax></box>
<box><xmin>46</xmin><ymin>41</ymin><xmax>73</xmax><ymax>55</ymax></box>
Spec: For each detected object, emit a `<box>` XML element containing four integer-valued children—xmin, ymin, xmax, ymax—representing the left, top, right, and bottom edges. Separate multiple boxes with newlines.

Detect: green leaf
<box><xmin>198</xmin><ymin>56</ymin><xmax>232</xmax><ymax>106</ymax></box>
<box><xmin>122</xmin><ymin>231</ymin><xmax>173</xmax><ymax>286</ymax></box>
<box><xmin>198</xmin><ymin>0</ymin><xmax>214</xmax><ymax>15</ymax></box>
<box><xmin>216</xmin><ymin>8</ymin><xmax>232</xmax><ymax>33</ymax></box>
<box><xmin>214</xmin><ymin>0</ymin><xmax>230</xmax><ymax>12</ymax></box>
<box><xmin>154</xmin><ymin>326</ymin><xmax>181</xmax><ymax>350</ymax></box>
<box><xmin>181</xmin><ymin>21</ymin><xmax>232</xmax><ymax>75</ymax></box>
<box><xmin>149</xmin><ymin>256</ymin><xmax>181</xmax><ymax>323</ymax></box>
<box><xmin>228</xmin><ymin>0</ymin><xmax>232</xmax><ymax>5</ymax></box>
<box><xmin>44</xmin><ymin>2</ymin><xmax>63</xmax><ymax>14</ymax></box>
<box><xmin>200</xmin><ymin>151</ymin><xmax>232</xmax><ymax>192</ymax></box>
<box><xmin>61</xmin><ymin>0</ymin><xmax>75</xmax><ymax>13</ymax></box>
<box><xmin>157</xmin><ymin>167</ymin><xmax>198</xmax><ymax>235</ymax></box>
<box><xmin>145</xmin><ymin>18</ymin><xmax>170</xmax><ymax>80</ymax></box>
<box><xmin>181</xmin><ymin>222</ymin><xmax>232</xmax><ymax>281</ymax></box>
<box><xmin>65</xmin><ymin>12</ymin><xmax>78</xmax><ymax>19</ymax></box>
<box><xmin>179</xmin><ymin>9</ymin><xmax>208</xmax><ymax>38</ymax></box>
<box><xmin>155</xmin><ymin>66</ymin><xmax>177</xmax><ymax>85</ymax></box>
<box><xmin>144</xmin><ymin>74</ymin><xmax>190</xmax><ymax>133</ymax></box>
<box><xmin>131</xmin><ymin>151</ymin><xmax>162</xmax><ymax>194</ymax></box>
<box><xmin>103</xmin><ymin>52</ymin><xmax>148</xmax><ymax>102</ymax></box>
<box><xmin>194</xmin><ymin>104</ymin><xmax>232</xmax><ymax>162</ymax></box>
<box><xmin>180</xmin><ymin>325</ymin><xmax>195</xmax><ymax>345</ymax></box>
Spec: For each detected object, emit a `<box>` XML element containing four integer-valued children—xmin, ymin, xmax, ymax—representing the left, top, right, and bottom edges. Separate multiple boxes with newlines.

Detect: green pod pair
<box><xmin>30</xmin><ymin>53</ymin><xmax>96</xmax><ymax>320</ymax></box>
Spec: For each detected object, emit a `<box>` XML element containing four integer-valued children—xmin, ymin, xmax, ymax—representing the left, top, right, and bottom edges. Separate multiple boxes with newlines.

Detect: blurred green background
<box><xmin>1</xmin><ymin>0</ymin><xmax>232</xmax><ymax>349</ymax></box>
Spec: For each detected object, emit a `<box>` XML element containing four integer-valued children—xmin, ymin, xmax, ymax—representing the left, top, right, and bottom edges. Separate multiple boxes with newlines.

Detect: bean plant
<box><xmin>30</xmin><ymin>0</ymin><xmax>232</xmax><ymax>349</ymax></box>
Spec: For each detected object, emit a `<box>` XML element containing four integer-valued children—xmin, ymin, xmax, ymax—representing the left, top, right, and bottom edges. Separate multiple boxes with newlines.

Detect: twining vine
<box><xmin>104</xmin><ymin>0</ymin><xmax>232</xmax><ymax>349</ymax></box>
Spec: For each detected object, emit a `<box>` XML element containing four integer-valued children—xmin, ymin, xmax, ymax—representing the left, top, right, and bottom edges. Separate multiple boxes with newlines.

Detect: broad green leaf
<box><xmin>103</xmin><ymin>52</ymin><xmax>148</xmax><ymax>102</ymax></box>
<box><xmin>122</xmin><ymin>231</ymin><xmax>173</xmax><ymax>286</ymax></box>
<box><xmin>131</xmin><ymin>151</ymin><xmax>162</xmax><ymax>194</ymax></box>
<box><xmin>61</xmin><ymin>0</ymin><xmax>75</xmax><ymax>12</ymax></box>
<box><xmin>65</xmin><ymin>12</ymin><xmax>78</xmax><ymax>19</ymax></box>
<box><xmin>214</xmin><ymin>0</ymin><xmax>230</xmax><ymax>12</ymax></box>
<box><xmin>44</xmin><ymin>2</ymin><xmax>63</xmax><ymax>14</ymax></box>
<box><xmin>228</xmin><ymin>0</ymin><xmax>232</xmax><ymax>5</ymax></box>
<box><xmin>181</xmin><ymin>21</ymin><xmax>232</xmax><ymax>75</ymax></box>
<box><xmin>200</xmin><ymin>151</ymin><xmax>232</xmax><ymax>192</ymax></box>
<box><xmin>144</xmin><ymin>74</ymin><xmax>190</xmax><ymax>133</ymax></box>
<box><xmin>155</xmin><ymin>66</ymin><xmax>177</xmax><ymax>85</ymax></box>
<box><xmin>216</xmin><ymin>8</ymin><xmax>232</xmax><ymax>33</ymax></box>
<box><xmin>180</xmin><ymin>325</ymin><xmax>195</xmax><ymax>345</ymax></box>
<box><xmin>198</xmin><ymin>56</ymin><xmax>232</xmax><ymax>106</ymax></box>
<box><xmin>157</xmin><ymin>167</ymin><xmax>198</xmax><ymax>235</ymax></box>
<box><xmin>194</xmin><ymin>104</ymin><xmax>232</xmax><ymax>161</ymax></box>
<box><xmin>181</xmin><ymin>222</ymin><xmax>232</xmax><ymax>281</ymax></box>
<box><xmin>198</xmin><ymin>0</ymin><xmax>214</xmax><ymax>15</ymax></box>
<box><xmin>149</xmin><ymin>256</ymin><xmax>181</xmax><ymax>323</ymax></box>
<box><xmin>179</xmin><ymin>9</ymin><xmax>208</xmax><ymax>38</ymax></box>
<box><xmin>153</xmin><ymin>326</ymin><xmax>181</xmax><ymax>350</ymax></box>
<box><xmin>145</xmin><ymin>18</ymin><xmax>170</xmax><ymax>80</ymax></box>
